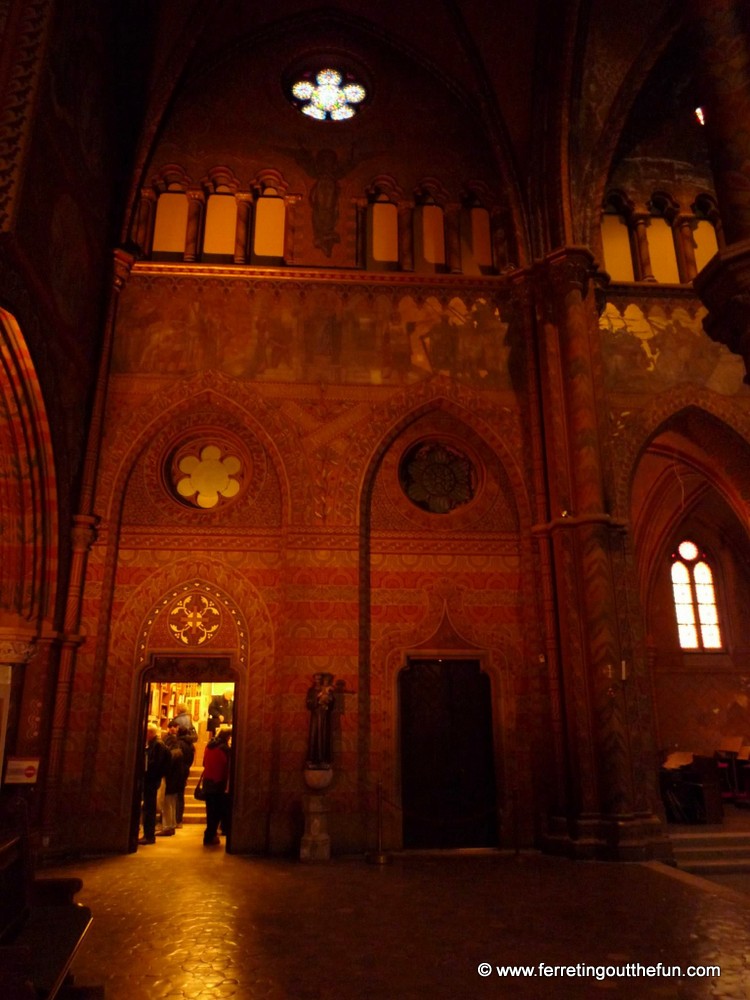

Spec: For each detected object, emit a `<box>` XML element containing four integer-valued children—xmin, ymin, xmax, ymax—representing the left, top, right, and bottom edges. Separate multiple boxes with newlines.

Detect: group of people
<box><xmin>140</xmin><ymin>694</ymin><xmax>233</xmax><ymax>848</ymax></box>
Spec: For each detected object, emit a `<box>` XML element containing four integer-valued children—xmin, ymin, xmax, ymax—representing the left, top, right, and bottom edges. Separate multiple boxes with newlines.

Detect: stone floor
<box><xmin>45</xmin><ymin>826</ymin><xmax>750</xmax><ymax>1000</ymax></box>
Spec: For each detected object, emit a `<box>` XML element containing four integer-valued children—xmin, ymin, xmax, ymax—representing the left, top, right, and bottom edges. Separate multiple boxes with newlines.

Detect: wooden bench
<box><xmin>0</xmin><ymin>833</ymin><xmax>99</xmax><ymax>999</ymax></box>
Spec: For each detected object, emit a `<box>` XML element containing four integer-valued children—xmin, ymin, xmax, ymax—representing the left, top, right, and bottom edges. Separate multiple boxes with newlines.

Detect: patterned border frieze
<box><xmin>132</xmin><ymin>261</ymin><xmax>520</xmax><ymax>302</ymax></box>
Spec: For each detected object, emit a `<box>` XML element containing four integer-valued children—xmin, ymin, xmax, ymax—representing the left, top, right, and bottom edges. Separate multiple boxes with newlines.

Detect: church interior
<box><xmin>2</xmin><ymin>0</ymin><xmax>750</xmax><ymax>874</ymax></box>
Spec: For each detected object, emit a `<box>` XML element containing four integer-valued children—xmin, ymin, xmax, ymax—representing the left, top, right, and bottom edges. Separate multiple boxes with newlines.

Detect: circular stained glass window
<box><xmin>399</xmin><ymin>441</ymin><xmax>476</xmax><ymax>514</ymax></box>
<box><xmin>677</xmin><ymin>540</ymin><xmax>699</xmax><ymax>561</ymax></box>
<box><xmin>166</xmin><ymin>439</ymin><xmax>245</xmax><ymax>510</ymax></box>
<box><xmin>290</xmin><ymin>68</ymin><xmax>366</xmax><ymax>121</ymax></box>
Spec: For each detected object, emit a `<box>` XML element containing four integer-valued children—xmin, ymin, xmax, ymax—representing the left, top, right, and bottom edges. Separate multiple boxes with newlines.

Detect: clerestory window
<box><xmin>670</xmin><ymin>539</ymin><xmax>723</xmax><ymax>650</ymax></box>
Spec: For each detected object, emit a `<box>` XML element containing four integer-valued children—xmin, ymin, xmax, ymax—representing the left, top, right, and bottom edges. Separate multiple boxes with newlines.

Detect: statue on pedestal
<box><xmin>301</xmin><ymin>672</ymin><xmax>336</xmax><ymax>861</ymax></box>
<box><xmin>305</xmin><ymin>672</ymin><xmax>335</xmax><ymax>769</ymax></box>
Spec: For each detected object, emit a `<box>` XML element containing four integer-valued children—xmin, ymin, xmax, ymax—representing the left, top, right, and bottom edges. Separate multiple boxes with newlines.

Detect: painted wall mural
<box><xmin>113</xmin><ymin>276</ymin><xmax>515</xmax><ymax>389</ymax></box>
<box><xmin>600</xmin><ymin>298</ymin><xmax>748</xmax><ymax>396</ymax></box>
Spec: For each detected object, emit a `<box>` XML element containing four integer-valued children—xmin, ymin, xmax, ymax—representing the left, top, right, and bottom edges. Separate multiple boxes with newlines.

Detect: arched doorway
<box><xmin>399</xmin><ymin>657</ymin><xmax>497</xmax><ymax>848</ymax></box>
<box><xmin>131</xmin><ymin>655</ymin><xmax>238</xmax><ymax>852</ymax></box>
<box><xmin>0</xmin><ymin>308</ymin><xmax>57</xmax><ymax>790</ymax></box>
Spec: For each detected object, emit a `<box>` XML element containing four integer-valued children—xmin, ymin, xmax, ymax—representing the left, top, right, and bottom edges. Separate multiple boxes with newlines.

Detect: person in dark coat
<box><xmin>159</xmin><ymin>721</ymin><xmax>184</xmax><ymax>836</ymax></box>
<box><xmin>207</xmin><ymin>691</ymin><xmax>233</xmax><ymax>736</ymax></box>
<box><xmin>201</xmin><ymin>727</ymin><xmax>231</xmax><ymax>846</ymax></box>
<box><xmin>140</xmin><ymin>723</ymin><xmax>171</xmax><ymax>844</ymax></box>
<box><xmin>175</xmin><ymin>725</ymin><xmax>196</xmax><ymax>827</ymax></box>
<box><xmin>171</xmin><ymin>702</ymin><xmax>198</xmax><ymax>742</ymax></box>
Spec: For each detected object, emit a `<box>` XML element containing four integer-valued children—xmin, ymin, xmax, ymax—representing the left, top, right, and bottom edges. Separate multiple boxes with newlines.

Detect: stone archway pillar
<box><xmin>533</xmin><ymin>247</ymin><xmax>670</xmax><ymax>860</ymax></box>
<box><xmin>690</xmin><ymin>0</ymin><xmax>750</xmax><ymax>381</ymax></box>
<box><xmin>42</xmin><ymin>250</ymin><xmax>133</xmax><ymax>845</ymax></box>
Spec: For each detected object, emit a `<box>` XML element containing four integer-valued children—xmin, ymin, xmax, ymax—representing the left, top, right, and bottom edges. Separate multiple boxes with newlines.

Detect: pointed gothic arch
<box><xmin>355</xmin><ymin>393</ymin><xmax>533</xmax><ymax>847</ymax></box>
<box><xmin>0</xmin><ymin>308</ymin><xmax>58</xmax><ymax>630</ymax></box>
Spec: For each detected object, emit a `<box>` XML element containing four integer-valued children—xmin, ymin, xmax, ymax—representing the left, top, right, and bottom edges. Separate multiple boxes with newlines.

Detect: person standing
<box><xmin>201</xmin><ymin>727</ymin><xmax>231</xmax><ymax>846</ymax></box>
<box><xmin>140</xmin><ymin>723</ymin><xmax>171</xmax><ymax>845</ymax></box>
<box><xmin>207</xmin><ymin>690</ymin><xmax>233</xmax><ymax>736</ymax></box>
<box><xmin>175</xmin><ymin>724</ymin><xmax>195</xmax><ymax>827</ymax></box>
<box><xmin>171</xmin><ymin>702</ymin><xmax>198</xmax><ymax>741</ymax></box>
<box><xmin>159</xmin><ymin>721</ymin><xmax>184</xmax><ymax>837</ymax></box>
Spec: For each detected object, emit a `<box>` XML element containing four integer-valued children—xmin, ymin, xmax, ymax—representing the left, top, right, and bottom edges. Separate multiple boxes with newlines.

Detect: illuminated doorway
<box><xmin>131</xmin><ymin>655</ymin><xmax>237</xmax><ymax>851</ymax></box>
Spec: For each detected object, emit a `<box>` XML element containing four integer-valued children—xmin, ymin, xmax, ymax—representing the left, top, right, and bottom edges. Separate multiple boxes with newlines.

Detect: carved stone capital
<box><xmin>0</xmin><ymin>637</ymin><xmax>37</xmax><ymax>664</ymax></box>
<box><xmin>113</xmin><ymin>248</ymin><xmax>136</xmax><ymax>291</ymax></box>
<box><xmin>543</xmin><ymin>246</ymin><xmax>599</xmax><ymax>299</ymax></box>
<box><xmin>71</xmin><ymin>513</ymin><xmax>99</xmax><ymax>552</ymax></box>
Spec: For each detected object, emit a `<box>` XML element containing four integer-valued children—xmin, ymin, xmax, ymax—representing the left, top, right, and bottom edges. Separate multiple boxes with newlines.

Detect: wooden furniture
<box><xmin>660</xmin><ymin>754</ymin><xmax>723</xmax><ymax>824</ymax></box>
<box><xmin>0</xmin><ymin>833</ymin><xmax>98</xmax><ymax>999</ymax></box>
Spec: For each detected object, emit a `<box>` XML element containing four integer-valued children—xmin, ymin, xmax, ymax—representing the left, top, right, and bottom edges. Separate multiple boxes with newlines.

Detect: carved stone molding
<box><xmin>0</xmin><ymin>638</ymin><xmax>37</xmax><ymax>664</ymax></box>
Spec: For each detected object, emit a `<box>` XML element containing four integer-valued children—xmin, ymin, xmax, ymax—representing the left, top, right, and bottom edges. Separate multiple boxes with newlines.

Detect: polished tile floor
<box><xmin>46</xmin><ymin>827</ymin><xmax>750</xmax><ymax>1000</ymax></box>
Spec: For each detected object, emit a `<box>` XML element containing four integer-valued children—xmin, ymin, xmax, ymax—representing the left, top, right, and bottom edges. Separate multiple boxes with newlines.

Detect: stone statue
<box><xmin>305</xmin><ymin>672</ymin><xmax>335</xmax><ymax>768</ymax></box>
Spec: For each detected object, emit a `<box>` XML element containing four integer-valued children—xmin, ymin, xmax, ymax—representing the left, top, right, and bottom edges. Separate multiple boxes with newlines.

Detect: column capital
<box><xmin>538</xmin><ymin>246</ymin><xmax>609</xmax><ymax>307</ymax></box>
<box><xmin>0</xmin><ymin>632</ymin><xmax>37</xmax><ymax>664</ymax></box>
<box><xmin>113</xmin><ymin>248</ymin><xmax>136</xmax><ymax>291</ymax></box>
<box><xmin>71</xmin><ymin>513</ymin><xmax>100</xmax><ymax>552</ymax></box>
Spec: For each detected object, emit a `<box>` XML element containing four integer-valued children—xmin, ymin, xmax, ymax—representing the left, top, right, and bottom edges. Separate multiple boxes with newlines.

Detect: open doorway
<box><xmin>399</xmin><ymin>657</ymin><xmax>497</xmax><ymax>848</ymax></box>
<box><xmin>131</xmin><ymin>655</ymin><xmax>237</xmax><ymax>852</ymax></box>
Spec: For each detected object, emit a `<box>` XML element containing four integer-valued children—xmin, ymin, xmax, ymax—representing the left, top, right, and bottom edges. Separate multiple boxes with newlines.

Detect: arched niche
<box><xmin>630</xmin><ymin>408</ymin><xmax>750</xmax><ymax>759</ymax></box>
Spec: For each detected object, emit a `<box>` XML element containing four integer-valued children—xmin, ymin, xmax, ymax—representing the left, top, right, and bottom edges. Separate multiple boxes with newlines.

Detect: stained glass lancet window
<box><xmin>670</xmin><ymin>540</ymin><xmax>723</xmax><ymax>650</ymax></box>
<box><xmin>290</xmin><ymin>69</ymin><xmax>366</xmax><ymax>121</ymax></box>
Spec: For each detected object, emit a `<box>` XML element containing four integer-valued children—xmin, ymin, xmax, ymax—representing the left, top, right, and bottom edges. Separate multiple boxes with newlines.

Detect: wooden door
<box><xmin>400</xmin><ymin>658</ymin><xmax>497</xmax><ymax>848</ymax></box>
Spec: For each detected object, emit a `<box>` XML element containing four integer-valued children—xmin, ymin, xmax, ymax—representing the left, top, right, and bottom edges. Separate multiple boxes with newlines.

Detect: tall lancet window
<box><xmin>670</xmin><ymin>540</ymin><xmax>723</xmax><ymax>650</ymax></box>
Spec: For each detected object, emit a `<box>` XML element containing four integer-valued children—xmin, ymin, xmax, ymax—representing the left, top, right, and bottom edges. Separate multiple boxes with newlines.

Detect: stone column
<box><xmin>133</xmin><ymin>188</ymin><xmax>157</xmax><ymax>257</ymax></box>
<box><xmin>397</xmin><ymin>203</ymin><xmax>414</xmax><ymax>271</ymax></box>
<box><xmin>691</xmin><ymin>0</ymin><xmax>750</xmax><ymax>379</ymax></box>
<box><xmin>445</xmin><ymin>204</ymin><xmax>462</xmax><ymax>273</ymax></box>
<box><xmin>233</xmin><ymin>193</ymin><xmax>252</xmax><ymax>264</ymax></box>
<box><xmin>42</xmin><ymin>250</ymin><xmax>133</xmax><ymax>844</ymax></box>
<box><xmin>630</xmin><ymin>213</ymin><xmax>656</xmax><ymax>281</ymax></box>
<box><xmin>183</xmin><ymin>189</ymin><xmax>205</xmax><ymax>262</ymax></box>
<box><xmin>533</xmin><ymin>247</ymin><xmax>669</xmax><ymax>861</ymax></box>
<box><xmin>283</xmin><ymin>194</ymin><xmax>300</xmax><ymax>265</ymax></box>
<box><xmin>674</xmin><ymin>214</ymin><xmax>699</xmax><ymax>282</ymax></box>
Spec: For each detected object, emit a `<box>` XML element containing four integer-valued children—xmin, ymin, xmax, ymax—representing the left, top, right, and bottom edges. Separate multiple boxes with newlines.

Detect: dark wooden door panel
<box><xmin>400</xmin><ymin>658</ymin><xmax>497</xmax><ymax>848</ymax></box>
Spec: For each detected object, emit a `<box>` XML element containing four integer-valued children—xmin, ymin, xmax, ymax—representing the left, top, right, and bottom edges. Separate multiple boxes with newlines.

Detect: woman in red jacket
<box><xmin>201</xmin><ymin>727</ymin><xmax>231</xmax><ymax>846</ymax></box>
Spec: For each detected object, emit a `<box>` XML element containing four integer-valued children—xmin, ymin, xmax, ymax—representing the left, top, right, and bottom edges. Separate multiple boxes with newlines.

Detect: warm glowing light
<box><xmin>695</xmin><ymin>106</ymin><xmax>705</xmax><ymax>126</ymax></box>
<box><xmin>671</xmin><ymin>540</ymin><xmax>723</xmax><ymax>650</ymax></box>
<box><xmin>290</xmin><ymin>68</ymin><xmax>366</xmax><ymax>120</ymax></box>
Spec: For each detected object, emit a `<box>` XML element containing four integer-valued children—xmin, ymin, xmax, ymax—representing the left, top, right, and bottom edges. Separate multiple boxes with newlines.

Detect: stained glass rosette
<box><xmin>291</xmin><ymin>69</ymin><xmax>366</xmax><ymax>121</ymax></box>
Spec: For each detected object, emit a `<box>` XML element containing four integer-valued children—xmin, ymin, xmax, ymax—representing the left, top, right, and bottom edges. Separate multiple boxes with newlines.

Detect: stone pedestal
<box><xmin>300</xmin><ymin>768</ymin><xmax>333</xmax><ymax>862</ymax></box>
<box><xmin>300</xmin><ymin>794</ymin><xmax>330</xmax><ymax>862</ymax></box>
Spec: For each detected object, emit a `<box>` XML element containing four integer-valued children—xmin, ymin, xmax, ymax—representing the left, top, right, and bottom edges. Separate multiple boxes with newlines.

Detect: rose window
<box><xmin>399</xmin><ymin>442</ymin><xmax>476</xmax><ymax>514</ymax></box>
<box><xmin>290</xmin><ymin>68</ymin><xmax>366</xmax><ymax>121</ymax></box>
<box><xmin>174</xmin><ymin>444</ymin><xmax>241</xmax><ymax>509</ymax></box>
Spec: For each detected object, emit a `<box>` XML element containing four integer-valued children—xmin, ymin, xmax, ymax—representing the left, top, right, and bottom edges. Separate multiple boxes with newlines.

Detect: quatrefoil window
<box><xmin>175</xmin><ymin>445</ymin><xmax>241</xmax><ymax>509</ymax></box>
